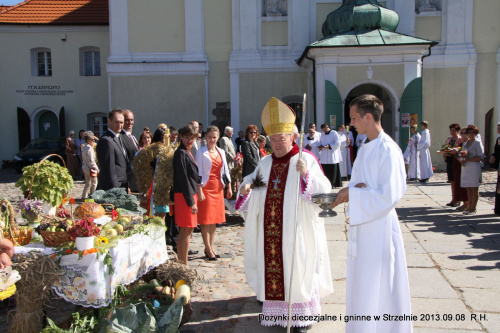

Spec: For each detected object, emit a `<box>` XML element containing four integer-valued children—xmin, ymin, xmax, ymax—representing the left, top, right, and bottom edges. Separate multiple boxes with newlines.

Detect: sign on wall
<box><xmin>16</xmin><ymin>85</ymin><xmax>74</xmax><ymax>96</ymax></box>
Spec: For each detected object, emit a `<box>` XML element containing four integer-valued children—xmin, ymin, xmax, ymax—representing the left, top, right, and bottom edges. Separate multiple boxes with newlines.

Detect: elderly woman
<box><xmin>81</xmin><ymin>131</ymin><xmax>99</xmax><ymax>199</ymax></box>
<box><xmin>459</xmin><ymin>125</ymin><xmax>484</xmax><ymax>215</ymax></box>
<box><xmin>195</xmin><ymin>126</ymin><xmax>232</xmax><ymax>260</ymax></box>
<box><xmin>241</xmin><ymin>124</ymin><xmax>260</xmax><ymax>178</ymax></box>
<box><xmin>138</xmin><ymin>131</ymin><xmax>152</xmax><ymax>149</ymax></box>
<box><xmin>173</xmin><ymin>125</ymin><xmax>203</xmax><ymax>265</ymax></box>
<box><xmin>257</xmin><ymin>135</ymin><xmax>268</xmax><ymax>158</ymax></box>
<box><xmin>489</xmin><ymin>122</ymin><xmax>500</xmax><ymax>215</ymax></box>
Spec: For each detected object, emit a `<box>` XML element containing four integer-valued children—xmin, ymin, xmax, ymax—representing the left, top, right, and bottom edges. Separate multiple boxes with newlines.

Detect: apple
<box><xmin>114</xmin><ymin>224</ymin><xmax>124</xmax><ymax>234</ymax></box>
<box><xmin>102</xmin><ymin>223</ymin><xmax>112</xmax><ymax>230</ymax></box>
<box><xmin>105</xmin><ymin>228</ymin><xmax>118</xmax><ymax>237</ymax></box>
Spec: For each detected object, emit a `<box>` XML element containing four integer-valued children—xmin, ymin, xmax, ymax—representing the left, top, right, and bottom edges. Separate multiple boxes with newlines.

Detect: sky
<box><xmin>1</xmin><ymin>0</ymin><xmax>22</xmax><ymax>6</ymax></box>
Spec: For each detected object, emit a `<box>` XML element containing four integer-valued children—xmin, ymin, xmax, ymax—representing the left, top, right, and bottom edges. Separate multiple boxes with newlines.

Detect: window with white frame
<box><xmin>87</xmin><ymin>113</ymin><xmax>107</xmax><ymax>138</ymax></box>
<box><xmin>31</xmin><ymin>48</ymin><xmax>52</xmax><ymax>76</ymax></box>
<box><xmin>79</xmin><ymin>47</ymin><xmax>101</xmax><ymax>76</ymax></box>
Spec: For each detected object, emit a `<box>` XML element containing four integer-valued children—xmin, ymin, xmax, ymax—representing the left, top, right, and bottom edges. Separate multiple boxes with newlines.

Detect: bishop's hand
<box><xmin>240</xmin><ymin>183</ymin><xmax>251</xmax><ymax>196</ymax></box>
<box><xmin>296</xmin><ymin>159</ymin><xmax>307</xmax><ymax>178</ymax></box>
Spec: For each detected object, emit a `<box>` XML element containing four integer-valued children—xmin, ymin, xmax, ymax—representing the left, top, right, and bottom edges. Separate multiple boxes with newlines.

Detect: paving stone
<box><xmin>461</xmin><ymin>288</ymin><xmax>500</xmax><ymax>312</ymax></box>
<box><xmin>408</xmin><ymin>268</ymin><xmax>458</xmax><ymax>299</ymax></box>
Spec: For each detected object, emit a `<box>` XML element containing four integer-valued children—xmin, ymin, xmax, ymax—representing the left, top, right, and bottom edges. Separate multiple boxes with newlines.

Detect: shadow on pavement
<box><xmin>397</xmin><ymin>206</ymin><xmax>500</xmax><ymax>270</ymax></box>
<box><xmin>181</xmin><ymin>296</ymin><xmax>260</xmax><ymax>333</ymax></box>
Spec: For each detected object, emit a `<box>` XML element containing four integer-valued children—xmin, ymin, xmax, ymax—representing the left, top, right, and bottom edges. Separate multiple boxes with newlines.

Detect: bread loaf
<box><xmin>74</xmin><ymin>202</ymin><xmax>105</xmax><ymax>219</ymax></box>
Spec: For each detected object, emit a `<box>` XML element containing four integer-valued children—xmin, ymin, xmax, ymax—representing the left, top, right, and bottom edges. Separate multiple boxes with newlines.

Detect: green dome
<box><xmin>322</xmin><ymin>0</ymin><xmax>399</xmax><ymax>38</ymax></box>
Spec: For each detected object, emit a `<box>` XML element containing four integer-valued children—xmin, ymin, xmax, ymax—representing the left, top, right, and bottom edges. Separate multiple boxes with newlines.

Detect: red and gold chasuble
<box><xmin>263</xmin><ymin>143</ymin><xmax>299</xmax><ymax>300</ymax></box>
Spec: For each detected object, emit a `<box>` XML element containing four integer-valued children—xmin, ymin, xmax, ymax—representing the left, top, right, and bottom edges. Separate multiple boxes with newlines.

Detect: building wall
<box><xmin>0</xmin><ymin>27</ymin><xmax>109</xmax><ymax>161</ymax></box>
<box><xmin>337</xmin><ymin>65</ymin><xmax>404</xmax><ymax>102</ymax></box>
<box><xmin>109</xmin><ymin>75</ymin><xmax>205</xmax><ymax>131</ymax></box>
<box><xmin>415</xmin><ymin>16</ymin><xmax>442</xmax><ymax>41</ymax></box>
<box><xmin>423</xmin><ymin>67</ymin><xmax>468</xmax><ymax>169</ymax></box>
<box><xmin>128</xmin><ymin>0</ymin><xmax>185</xmax><ymax>53</ymax></box>
<box><xmin>204</xmin><ymin>0</ymin><xmax>232</xmax><ymax>123</ymax></box>
<box><xmin>473</xmin><ymin>0</ymin><xmax>500</xmax><ymax>150</ymax></box>
<box><xmin>239</xmin><ymin>72</ymin><xmax>307</xmax><ymax>130</ymax></box>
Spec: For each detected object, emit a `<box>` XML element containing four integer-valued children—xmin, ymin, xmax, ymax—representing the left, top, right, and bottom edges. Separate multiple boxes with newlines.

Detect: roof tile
<box><xmin>0</xmin><ymin>0</ymin><xmax>108</xmax><ymax>25</ymax></box>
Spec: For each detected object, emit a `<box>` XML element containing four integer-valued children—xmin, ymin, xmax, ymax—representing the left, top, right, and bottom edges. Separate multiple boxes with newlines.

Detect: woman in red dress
<box><xmin>172</xmin><ymin>125</ymin><xmax>203</xmax><ymax>265</ymax></box>
<box><xmin>196</xmin><ymin>126</ymin><xmax>232</xmax><ymax>260</ymax></box>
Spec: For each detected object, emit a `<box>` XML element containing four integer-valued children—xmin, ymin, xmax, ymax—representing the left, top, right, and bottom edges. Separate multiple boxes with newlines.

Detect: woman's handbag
<box><xmin>90</xmin><ymin>169</ymin><xmax>99</xmax><ymax>177</ymax></box>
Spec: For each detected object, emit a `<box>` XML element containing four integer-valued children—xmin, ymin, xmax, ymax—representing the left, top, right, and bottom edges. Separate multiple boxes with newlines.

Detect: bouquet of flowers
<box><xmin>17</xmin><ymin>199</ymin><xmax>43</xmax><ymax>223</ymax></box>
<box><xmin>458</xmin><ymin>149</ymin><xmax>468</xmax><ymax>165</ymax></box>
<box><xmin>67</xmin><ymin>217</ymin><xmax>101</xmax><ymax>241</ymax></box>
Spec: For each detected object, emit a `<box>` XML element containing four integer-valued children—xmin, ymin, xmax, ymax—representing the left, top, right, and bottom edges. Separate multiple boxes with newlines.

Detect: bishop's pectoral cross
<box><xmin>272</xmin><ymin>178</ymin><xmax>281</xmax><ymax>190</ymax></box>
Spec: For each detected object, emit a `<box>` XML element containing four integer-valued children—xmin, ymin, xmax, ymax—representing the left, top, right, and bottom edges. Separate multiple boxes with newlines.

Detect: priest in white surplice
<box><xmin>417</xmin><ymin>121</ymin><xmax>434</xmax><ymax>183</ymax></box>
<box><xmin>303</xmin><ymin>127</ymin><xmax>321</xmax><ymax>160</ymax></box>
<box><xmin>338</xmin><ymin>124</ymin><xmax>353</xmax><ymax>178</ymax></box>
<box><xmin>408</xmin><ymin>125</ymin><xmax>421</xmax><ymax>181</ymax></box>
<box><xmin>319</xmin><ymin>123</ymin><xmax>343</xmax><ymax>187</ymax></box>
<box><xmin>332</xmin><ymin>94</ymin><xmax>412</xmax><ymax>333</ymax></box>
<box><xmin>236</xmin><ymin>97</ymin><xmax>333</xmax><ymax>332</ymax></box>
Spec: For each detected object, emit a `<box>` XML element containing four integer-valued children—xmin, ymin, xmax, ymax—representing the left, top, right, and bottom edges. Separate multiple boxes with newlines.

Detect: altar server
<box><xmin>332</xmin><ymin>94</ymin><xmax>412</xmax><ymax>333</ymax></box>
<box><xmin>408</xmin><ymin>125</ymin><xmax>421</xmax><ymax>181</ymax></box>
<box><xmin>318</xmin><ymin>123</ymin><xmax>342</xmax><ymax>187</ymax></box>
<box><xmin>338</xmin><ymin>124</ymin><xmax>353</xmax><ymax>178</ymax></box>
<box><xmin>417</xmin><ymin>121</ymin><xmax>434</xmax><ymax>183</ymax></box>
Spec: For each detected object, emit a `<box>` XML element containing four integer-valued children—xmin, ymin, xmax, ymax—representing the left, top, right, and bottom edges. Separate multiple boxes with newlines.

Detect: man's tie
<box><xmin>127</xmin><ymin>132</ymin><xmax>139</xmax><ymax>150</ymax></box>
<box><xmin>116</xmin><ymin>135</ymin><xmax>128</xmax><ymax>161</ymax></box>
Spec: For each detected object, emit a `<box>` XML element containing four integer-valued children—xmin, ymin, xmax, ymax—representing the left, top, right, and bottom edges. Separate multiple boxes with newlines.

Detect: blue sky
<box><xmin>1</xmin><ymin>0</ymin><xmax>22</xmax><ymax>6</ymax></box>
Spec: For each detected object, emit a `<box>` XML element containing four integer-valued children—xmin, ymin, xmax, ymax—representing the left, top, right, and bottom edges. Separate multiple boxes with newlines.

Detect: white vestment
<box><xmin>417</xmin><ymin>129</ymin><xmax>434</xmax><ymax>179</ymax></box>
<box><xmin>408</xmin><ymin>133</ymin><xmax>421</xmax><ymax>179</ymax></box>
<box><xmin>319</xmin><ymin>130</ymin><xmax>342</xmax><ymax>164</ymax></box>
<box><xmin>403</xmin><ymin>145</ymin><xmax>410</xmax><ymax>165</ymax></box>
<box><xmin>302</xmin><ymin>135</ymin><xmax>321</xmax><ymax>160</ymax></box>
<box><xmin>339</xmin><ymin>131</ymin><xmax>353</xmax><ymax>176</ymax></box>
<box><xmin>346</xmin><ymin>131</ymin><xmax>412</xmax><ymax>333</ymax></box>
<box><xmin>238</xmin><ymin>151</ymin><xmax>333</xmax><ymax>311</ymax></box>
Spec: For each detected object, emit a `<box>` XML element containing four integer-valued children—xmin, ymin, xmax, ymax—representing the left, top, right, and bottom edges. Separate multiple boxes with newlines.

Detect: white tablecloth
<box><xmin>15</xmin><ymin>225</ymin><xmax>168</xmax><ymax>307</ymax></box>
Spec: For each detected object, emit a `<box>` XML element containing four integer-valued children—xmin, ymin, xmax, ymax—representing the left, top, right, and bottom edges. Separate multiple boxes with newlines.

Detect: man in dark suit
<box><xmin>96</xmin><ymin>108</ymin><xmax>128</xmax><ymax>191</ymax></box>
<box><xmin>121</xmin><ymin>109</ymin><xmax>140</xmax><ymax>192</ymax></box>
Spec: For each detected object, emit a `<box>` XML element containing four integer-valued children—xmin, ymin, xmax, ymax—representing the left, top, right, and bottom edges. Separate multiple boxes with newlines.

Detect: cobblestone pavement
<box><xmin>1</xmin><ymin>168</ymin><xmax>498</xmax><ymax>332</ymax></box>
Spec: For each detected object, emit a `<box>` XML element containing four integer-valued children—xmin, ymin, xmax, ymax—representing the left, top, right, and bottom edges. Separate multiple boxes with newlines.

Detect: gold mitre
<box><xmin>261</xmin><ymin>97</ymin><xmax>296</xmax><ymax>136</ymax></box>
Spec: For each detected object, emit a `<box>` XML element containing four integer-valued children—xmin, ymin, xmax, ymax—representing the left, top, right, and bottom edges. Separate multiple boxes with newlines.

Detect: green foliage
<box><xmin>15</xmin><ymin>161</ymin><xmax>74</xmax><ymax>207</ymax></box>
<box><xmin>90</xmin><ymin>188</ymin><xmax>144</xmax><ymax>212</ymax></box>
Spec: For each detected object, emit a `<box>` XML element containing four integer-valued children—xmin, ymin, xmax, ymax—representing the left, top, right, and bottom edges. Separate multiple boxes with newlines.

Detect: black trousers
<box><xmin>322</xmin><ymin>163</ymin><xmax>342</xmax><ymax>188</ymax></box>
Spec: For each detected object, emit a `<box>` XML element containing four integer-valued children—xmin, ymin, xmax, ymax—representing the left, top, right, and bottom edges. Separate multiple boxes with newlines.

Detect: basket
<box><xmin>3</xmin><ymin>228</ymin><xmax>33</xmax><ymax>246</ymax></box>
<box><xmin>0</xmin><ymin>284</ymin><xmax>16</xmax><ymax>301</ymax></box>
<box><xmin>26</xmin><ymin>154</ymin><xmax>66</xmax><ymax>200</ymax></box>
<box><xmin>101</xmin><ymin>204</ymin><xmax>118</xmax><ymax>221</ymax></box>
<box><xmin>40</xmin><ymin>230</ymin><xmax>69</xmax><ymax>247</ymax></box>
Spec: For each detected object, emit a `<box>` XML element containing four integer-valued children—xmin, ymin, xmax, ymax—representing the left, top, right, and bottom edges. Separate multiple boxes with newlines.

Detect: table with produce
<box><xmin>1</xmin><ymin>157</ymin><xmax>197</xmax><ymax>332</ymax></box>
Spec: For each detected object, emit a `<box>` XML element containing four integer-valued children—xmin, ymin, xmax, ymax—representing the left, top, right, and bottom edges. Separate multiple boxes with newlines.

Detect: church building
<box><xmin>0</xmin><ymin>0</ymin><xmax>499</xmax><ymax>171</ymax></box>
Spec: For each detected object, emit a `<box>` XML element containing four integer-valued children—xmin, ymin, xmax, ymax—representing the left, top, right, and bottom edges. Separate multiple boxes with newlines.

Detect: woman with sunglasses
<box><xmin>241</xmin><ymin>124</ymin><xmax>260</xmax><ymax>178</ymax></box>
<box><xmin>459</xmin><ymin>125</ymin><xmax>484</xmax><ymax>215</ymax></box>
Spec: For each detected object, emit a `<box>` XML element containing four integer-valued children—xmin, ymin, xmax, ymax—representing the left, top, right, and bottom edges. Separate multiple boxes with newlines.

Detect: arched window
<box><xmin>31</xmin><ymin>47</ymin><xmax>52</xmax><ymax>76</ymax></box>
<box><xmin>79</xmin><ymin>47</ymin><xmax>101</xmax><ymax>76</ymax></box>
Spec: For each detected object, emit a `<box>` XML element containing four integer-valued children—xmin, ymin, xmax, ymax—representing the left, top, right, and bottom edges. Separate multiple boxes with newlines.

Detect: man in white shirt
<box><xmin>303</xmin><ymin>128</ymin><xmax>321</xmax><ymax>160</ymax></box>
<box><xmin>121</xmin><ymin>110</ymin><xmax>140</xmax><ymax>192</ymax></box>
<box><xmin>332</xmin><ymin>94</ymin><xmax>412</xmax><ymax>333</ymax></box>
<box><xmin>318</xmin><ymin>123</ymin><xmax>342</xmax><ymax>188</ymax></box>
